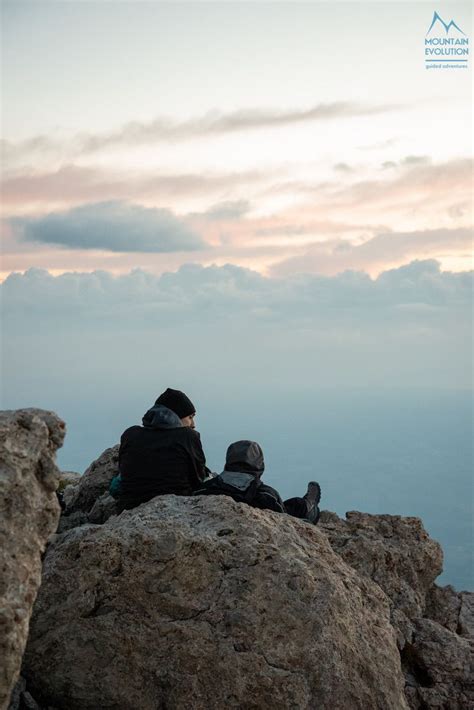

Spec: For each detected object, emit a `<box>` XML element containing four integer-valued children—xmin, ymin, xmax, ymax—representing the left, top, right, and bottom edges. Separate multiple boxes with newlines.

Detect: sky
<box><xmin>1</xmin><ymin>1</ymin><xmax>472</xmax><ymax>280</ymax></box>
<box><xmin>0</xmin><ymin>2</ymin><xmax>473</xmax><ymax>587</ymax></box>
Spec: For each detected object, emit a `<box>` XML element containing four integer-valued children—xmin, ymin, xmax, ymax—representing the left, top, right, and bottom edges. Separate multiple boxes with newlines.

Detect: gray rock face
<box><xmin>459</xmin><ymin>593</ymin><xmax>474</xmax><ymax>639</ymax></box>
<box><xmin>0</xmin><ymin>409</ymin><xmax>63</xmax><ymax>710</ymax></box>
<box><xmin>23</xmin><ymin>496</ymin><xmax>408</xmax><ymax>710</ymax></box>
<box><xmin>402</xmin><ymin>619</ymin><xmax>473</xmax><ymax>710</ymax></box>
<box><xmin>320</xmin><ymin>510</ymin><xmax>443</xmax><ymax>626</ymax></box>
<box><xmin>319</xmin><ymin>511</ymin><xmax>474</xmax><ymax>708</ymax></box>
<box><xmin>64</xmin><ymin>445</ymin><xmax>118</xmax><ymax>517</ymax></box>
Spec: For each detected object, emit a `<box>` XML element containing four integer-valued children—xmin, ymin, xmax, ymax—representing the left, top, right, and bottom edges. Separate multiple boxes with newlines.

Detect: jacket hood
<box><xmin>142</xmin><ymin>404</ymin><xmax>183</xmax><ymax>430</ymax></box>
<box><xmin>224</xmin><ymin>440</ymin><xmax>264</xmax><ymax>476</ymax></box>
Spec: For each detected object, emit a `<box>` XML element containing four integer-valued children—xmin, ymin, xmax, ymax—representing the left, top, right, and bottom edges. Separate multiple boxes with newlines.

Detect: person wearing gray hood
<box><xmin>194</xmin><ymin>440</ymin><xmax>321</xmax><ymax>524</ymax></box>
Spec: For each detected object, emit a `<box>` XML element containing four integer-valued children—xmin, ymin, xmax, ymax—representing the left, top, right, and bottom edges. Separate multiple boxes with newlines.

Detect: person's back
<box><xmin>118</xmin><ymin>389</ymin><xmax>206</xmax><ymax>510</ymax></box>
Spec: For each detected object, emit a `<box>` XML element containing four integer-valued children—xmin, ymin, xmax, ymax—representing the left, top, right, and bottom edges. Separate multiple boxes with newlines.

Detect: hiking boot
<box><xmin>303</xmin><ymin>481</ymin><xmax>321</xmax><ymax>525</ymax></box>
<box><xmin>304</xmin><ymin>481</ymin><xmax>321</xmax><ymax>508</ymax></box>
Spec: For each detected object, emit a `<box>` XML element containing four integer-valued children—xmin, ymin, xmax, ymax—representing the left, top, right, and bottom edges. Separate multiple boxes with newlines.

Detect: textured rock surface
<box><xmin>459</xmin><ymin>594</ymin><xmax>474</xmax><ymax>639</ymax></box>
<box><xmin>319</xmin><ymin>509</ymin><xmax>443</xmax><ymax>652</ymax></box>
<box><xmin>86</xmin><ymin>493</ymin><xmax>118</xmax><ymax>525</ymax></box>
<box><xmin>64</xmin><ymin>445</ymin><xmax>118</xmax><ymax>517</ymax></box>
<box><xmin>57</xmin><ymin>471</ymin><xmax>81</xmax><ymax>492</ymax></box>
<box><xmin>23</xmin><ymin>496</ymin><xmax>408</xmax><ymax>710</ymax></box>
<box><xmin>319</xmin><ymin>510</ymin><xmax>443</xmax><ymax>624</ymax></box>
<box><xmin>402</xmin><ymin>619</ymin><xmax>474</xmax><ymax>710</ymax></box>
<box><xmin>0</xmin><ymin>409</ymin><xmax>63</xmax><ymax>710</ymax></box>
<box><xmin>425</xmin><ymin>584</ymin><xmax>462</xmax><ymax>633</ymax></box>
<box><xmin>319</xmin><ymin>510</ymin><xmax>474</xmax><ymax>708</ymax></box>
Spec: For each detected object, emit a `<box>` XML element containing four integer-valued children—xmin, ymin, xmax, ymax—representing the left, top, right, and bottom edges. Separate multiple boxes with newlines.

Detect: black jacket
<box><xmin>118</xmin><ymin>405</ymin><xmax>206</xmax><ymax>510</ymax></box>
<box><xmin>195</xmin><ymin>439</ymin><xmax>286</xmax><ymax>513</ymax></box>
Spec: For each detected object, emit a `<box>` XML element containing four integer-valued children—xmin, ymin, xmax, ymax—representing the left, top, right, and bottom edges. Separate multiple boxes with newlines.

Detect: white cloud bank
<box><xmin>3</xmin><ymin>259</ymin><xmax>471</xmax><ymax>326</ymax></box>
<box><xmin>2</xmin><ymin>260</ymin><xmax>471</xmax><ymax>459</ymax></box>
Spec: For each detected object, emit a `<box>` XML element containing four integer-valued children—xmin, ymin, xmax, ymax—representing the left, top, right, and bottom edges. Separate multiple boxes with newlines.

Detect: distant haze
<box><xmin>2</xmin><ymin>263</ymin><xmax>472</xmax><ymax>590</ymax></box>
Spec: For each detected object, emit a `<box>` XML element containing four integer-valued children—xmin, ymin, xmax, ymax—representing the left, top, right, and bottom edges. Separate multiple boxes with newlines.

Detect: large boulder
<box><xmin>0</xmin><ymin>409</ymin><xmax>63</xmax><ymax>710</ymax></box>
<box><xmin>23</xmin><ymin>495</ymin><xmax>408</xmax><ymax>710</ymax></box>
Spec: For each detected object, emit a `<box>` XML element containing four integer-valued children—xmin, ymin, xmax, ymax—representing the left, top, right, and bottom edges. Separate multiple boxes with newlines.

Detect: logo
<box><xmin>424</xmin><ymin>11</ymin><xmax>469</xmax><ymax>69</ymax></box>
<box><xmin>426</xmin><ymin>11</ymin><xmax>465</xmax><ymax>36</ymax></box>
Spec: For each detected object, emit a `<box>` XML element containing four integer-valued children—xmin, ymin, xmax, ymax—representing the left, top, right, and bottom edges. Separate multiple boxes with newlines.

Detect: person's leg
<box><xmin>284</xmin><ymin>482</ymin><xmax>321</xmax><ymax>524</ymax></box>
<box><xmin>284</xmin><ymin>497</ymin><xmax>308</xmax><ymax>518</ymax></box>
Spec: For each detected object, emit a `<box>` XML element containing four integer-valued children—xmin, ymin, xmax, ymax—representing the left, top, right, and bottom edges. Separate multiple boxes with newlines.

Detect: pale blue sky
<box><xmin>2</xmin><ymin>1</ymin><xmax>471</xmax><ymax>139</ymax></box>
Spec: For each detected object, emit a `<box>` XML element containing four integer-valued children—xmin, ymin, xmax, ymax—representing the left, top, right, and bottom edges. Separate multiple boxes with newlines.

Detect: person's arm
<box><xmin>187</xmin><ymin>430</ymin><xmax>208</xmax><ymax>488</ymax></box>
<box><xmin>109</xmin><ymin>474</ymin><xmax>123</xmax><ymax>499</ymax></box>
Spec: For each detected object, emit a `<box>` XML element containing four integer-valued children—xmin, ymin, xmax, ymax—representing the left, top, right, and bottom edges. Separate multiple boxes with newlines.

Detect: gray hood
<box><xmin>142</xmin><ymin>404</ymin><xmax>183</xmax><ymax>430</ymax></box>
<box><xmin>224</xmin><ymin>440</ymin><xmax>264</xmax><ymax>476</ymax></box>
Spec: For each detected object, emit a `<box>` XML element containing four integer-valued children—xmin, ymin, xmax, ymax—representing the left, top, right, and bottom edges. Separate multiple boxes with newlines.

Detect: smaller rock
<box><xmin>21</xmin><ymin>692</ymin><xmax>40</xmax><ymax>710</ymax></box>
<box><xmin>65</xmin><ymin>445</ymin><xmax>119</xmax><ymax>516</ymax></box>
<box><xmin>425</xmin><ymin>584</ymin><xmax>461</xmax><ymax>633</ymax></box>
<box><xmin>7</xmin><ymin>677</ymin><xmax>26</xmax><ymax>710</ymax></box>
<box><xmin>87</xmin><ymin>493</ymin><xmax>118</xmax><ymax>525</ymax></box>
<box><xmin>56</xmin><ymin>510</ymin><xmax>89</xmax><ymax>534</ymax></box>
<box><xmin>57</xmin><ymin>471</ymin><xmax>81</xmax><ymax>492</ymax></box>
<box><xmin>402</xmin><ymin>618</ymin><xmax>473</xmax><ymax>709</ymax></box>
<box><xmin>458</xmin><ymin>593</ymin><xmax>474</xmax><ymax>639</ymax></box>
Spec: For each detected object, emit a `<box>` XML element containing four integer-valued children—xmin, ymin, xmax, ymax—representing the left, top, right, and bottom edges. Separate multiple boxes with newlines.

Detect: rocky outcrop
<box><xmin>4</xmin><ymin>428</ymin><xmax>472</xmax><ymax>710</ymax></box>
<box><xmin>58</xmin><ymin>446</ymin><xmax>119</xmax><ymax>533</ymax></box>
<box><xmin>57</xmin><ymin>471</ymin><xmax>81</xmax><ymax>492</ymax></box>
<box><xmin>23</xmin><ymin>496</ymin><xmax>409</xmax><ymax>710</ymax></box>
<box><xmin>319</xmin><ymin>510</ymin><xmax>443</xmax><ymax>644</ymax></box>
<box><xmin>0</xmin><ymin>409</ymin><xmax>63</xmax><ymax>710</ymax></box>
<box><xmin>402</xmin><ymin>618</ymin><xmax>473</xmax><ymax>710</ymax></box>
<box><xmin>319</xmin><ymin>511</ymin><xmax>474</xmax><ymax>708</ymax></box>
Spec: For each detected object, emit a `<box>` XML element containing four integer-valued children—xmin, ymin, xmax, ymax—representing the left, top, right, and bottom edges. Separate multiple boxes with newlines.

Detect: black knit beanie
<box><xmin>155</xmin><ymin>388</ymin><xmax>196</xmax><ymax>418</ymax></box>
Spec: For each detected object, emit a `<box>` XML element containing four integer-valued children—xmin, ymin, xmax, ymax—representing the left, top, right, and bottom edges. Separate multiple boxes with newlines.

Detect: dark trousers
<box><xmin>284</xmin><ymin>497</ymin><xmax>320</xmax><ymax>525</ymax></box>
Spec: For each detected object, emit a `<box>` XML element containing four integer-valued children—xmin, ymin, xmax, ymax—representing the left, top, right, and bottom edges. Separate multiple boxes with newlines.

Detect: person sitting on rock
<box><xmin>115</xmin><ymin>388</ymin><xmax>208</xmax><ymax>510</ymax></box>
<box><xmin>194</xmin><ymin>440</ymin><xmax>321</xmax><ymax>524</ymax></box>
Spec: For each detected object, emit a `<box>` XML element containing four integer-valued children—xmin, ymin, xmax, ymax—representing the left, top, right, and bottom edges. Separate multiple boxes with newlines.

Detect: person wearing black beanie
<box><xmin>115</xmin><ymin>387</ymin><xmax>207</xmax><ymax>510</ymax></box>
<box><xmin>155</xmin><ymin>388</ymin><xmax>196</xmax><ymax>427</ymax></box>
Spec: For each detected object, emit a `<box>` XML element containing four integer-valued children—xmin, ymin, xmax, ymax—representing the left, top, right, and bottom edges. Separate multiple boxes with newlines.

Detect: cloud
<box><xmin>271</xmin><ymin>227</ymin><xmax>473</xmax><ymax>276</ymax></box>
<box><xmin>1</xmin><ymin>165</ymin><xmax>264</xmax><ymax>209</ymax></box>
<box><xmin>2</xmin><ymin>102</ymin><xmax>400</xmax><ymax>161</ymax></box>
<box><xmin>264</xmin><ymin>158</ymin><xmax>472</xmax><ymax>235</ymax></box>
<box><xmin>2</xmin><ymin>261</ymin><xmax>471</xmax><ymax>396</ymax></box>
<box><xmin>401</xmin><ymin>155</ymin><xmax>430</xmax><ymax>166</ymax></box>
<box><xmin>334</xmin><ymin>162</ymin><xmax>353</xmax><ymax>173</ymax></box>
<box><xmin>11</xmin><ymin>201</ymin><xmax>206</xmax><ymax>253</ymax></box>
<box><xmin>200</xmin><ymin>200</ymin><xmax>251</xmax><ymax>221</ymax></box>
<box><xmin>329</xmin><ymin>158</ymin><xmax>471</xmax><ymax>207</ymax></box>
<box><xmin>2</xmin><ymin>259</ymin><xmax>471</xmax><ymax>325</ymax></box>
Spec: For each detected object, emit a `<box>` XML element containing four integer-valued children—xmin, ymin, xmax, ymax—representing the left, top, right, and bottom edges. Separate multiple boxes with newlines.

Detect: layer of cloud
<box><xmin>3</xmin><ymin>261</ymin><xmax>471</xmax><ymax>398</ymax></box>
<box><xmin>272</xmin><ymin>227</ymin><xmax>473</xmax><ymax>276</ymax></box>
<box><xmin>3</xmin><ymin>259</ymin><xmax>471</xmax><ymax>326</ymax></box>
<box><xmin>11</xmin><ymin>201</ymin><xmax>206</xmax><ymax>253</ymax></box>
<box><xmin>2</xmin><ymin>102</ymin><xmax>399</xmax><ymax>162</ymax></box>
<box><xmin>1</xmin><ymin>165</ymin><xmax>263</xmax><ymax>209</ymax></box>
<box><xmin>200</xmin><ymin>200</ymin><xmax>252</xmax><ymax>221</ymax></box>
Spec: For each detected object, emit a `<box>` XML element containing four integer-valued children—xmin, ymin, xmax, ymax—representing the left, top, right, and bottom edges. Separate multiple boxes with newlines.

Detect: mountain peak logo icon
<box><xmin>426</xmin><ymin>11</ymin><xmax>465</xmax><ymax>35</ymax></box>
